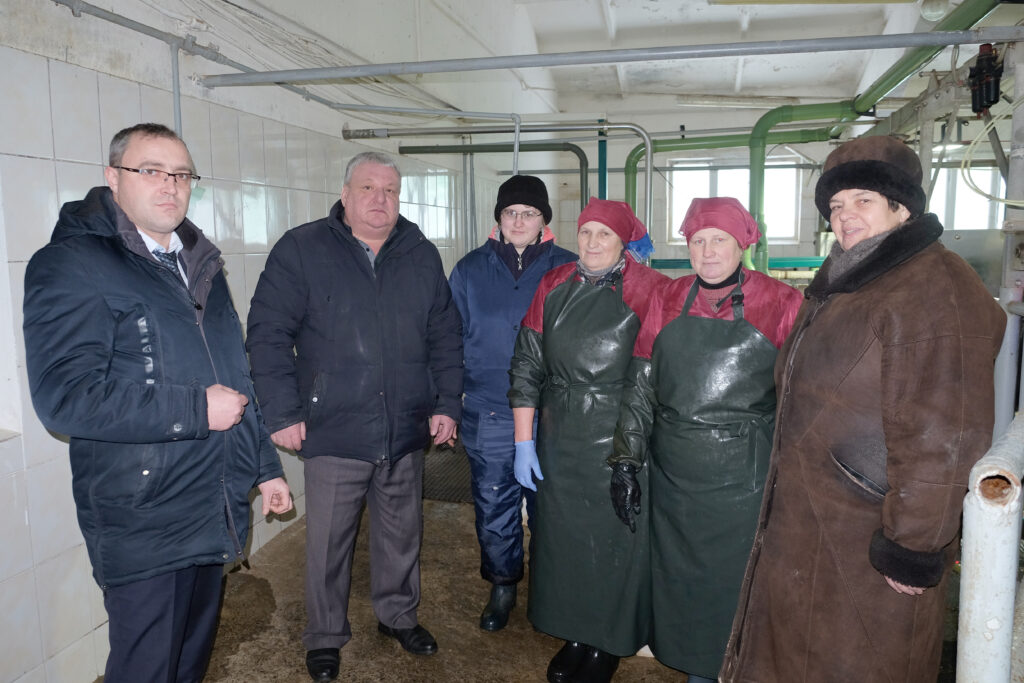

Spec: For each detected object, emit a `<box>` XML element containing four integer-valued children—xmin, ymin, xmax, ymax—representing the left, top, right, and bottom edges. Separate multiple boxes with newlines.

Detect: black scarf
<box><xmin>805</xmin><ymin>213</ymin><xmax>943</xmax><ymax>300</ymax></box>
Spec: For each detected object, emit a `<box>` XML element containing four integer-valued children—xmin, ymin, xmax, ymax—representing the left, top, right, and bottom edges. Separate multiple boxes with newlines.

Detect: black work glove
<box><xmin>610</xmin><ymin>463</ymin><xmax>641</xmax><ymax>533</ymax></box>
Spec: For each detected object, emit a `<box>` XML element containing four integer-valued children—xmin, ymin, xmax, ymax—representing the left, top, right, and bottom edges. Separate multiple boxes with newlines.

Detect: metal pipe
<box><xmin>748</xmin><ymin>101</ymin><xmax>859</xmax><ymax>271</ymax></box>
<box><xmin>399</xmin><ymin>142</ymin><xmax>589</xmax><ymax>212</ymax></box>
<box><xmin>744</xmin><ymin>0</ymin><xmax>1004</xmax><ymax>272</ymax></box>
<box><xmin>958</xmin><ymin>415</ymin><xmax>1024</xmax><ymax>683</ymax></box>
<box><xmin>851</xmin><ymin>0</ymin><xmax>1002</xmax><ymax>121</ymax></box>
<box><xmin>198</xmin><ymin>28</ymin><xmax>1024</xmax><ymax>88</ymax></box>
<box><xmin>993</xmin><ymin>307</ymin><xmax>1019</xmax><ymax>436</ymax></box>
<box><xmin>982</xmin><ymin>110</ymin><xmax>1010</xmax><ymax>181</ymax></box>
<box><xmin>599</xmin><ymin>120</ymin><xmax>608</xmax><ymax>200</ymax></box>
<box><xmin>170</xmin><ymin>41</ymin><xmax>182</xmax><ymax>135</ymax></box>
<box><xmin>1000</xmin><ymin>41</ymin><xmax>1024</xmax><ymax>424</ymax></box>
<box><xmin>351</xmin><ymin>122</ymin><xmax>654</xmax><ymax>229</ymax></box>
<box><xmin>511</xmin><ymin>114</ymin><xmax>521</xmax><ymax>176</ymax></box>
<box><xmin>53</xmin><ymin>0</ymin><xmax>517</xmax><ymax>137</ymax></box>
<box><xmin>621</xmin><ymin>127</ymin><xmax>833</xmax><ymax>241</ymax></box>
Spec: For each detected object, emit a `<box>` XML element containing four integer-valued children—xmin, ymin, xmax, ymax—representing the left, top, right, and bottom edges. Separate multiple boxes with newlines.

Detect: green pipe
<box><xmin>748</xmin><ymin>101</ymin><xmax>858</xmax><ymax>270</ymax></box>
<box><xmin>627</xmin><ymin>0</ymin><xmax>1001</xmax><ymax>272</ymax></box>
<box><xmin>850</xmin><ymin>0</ymin><xmax>1000</xmax><ymax>122</ymax></box>
<box><xmin>623</xmin><ymin>127</ymin><xmax>832</xmax><ymax>267</ymax></box>
<box><xmin>748</xmin><ymin>0</ymin><xmax>999</xmax><ymax>271</ymax></box>
<box><xmin>399</xmin><ymin>141</ymin><xmax>589</xmax><ymax>213</ymax></box>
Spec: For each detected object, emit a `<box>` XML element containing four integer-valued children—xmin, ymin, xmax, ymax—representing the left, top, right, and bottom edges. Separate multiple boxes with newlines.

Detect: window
<box><xmin>401</xmin><ymin>170</ymin><xmax>454</xmax><ymax>241</ymax></box>
<box><xmin>667</xmin><ymin>163</ymin><xmax>800</xmax><ymax>244</ymax></box>
<box><xmin>928</xmin><ymin>166</ymin><xmax>1004</xmax><ymax>230</ymax></box>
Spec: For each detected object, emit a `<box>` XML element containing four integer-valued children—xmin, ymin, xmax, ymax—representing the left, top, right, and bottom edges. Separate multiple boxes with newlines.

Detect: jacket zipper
<box><xmin>161</xmin><ymin>252</ymin><xmax>246</xmax><ymax>560</ymax></box>
<box><xmin>370</xmin><ymin>248</ymin><xmax>392</xmax><ymax>469</ymax></box>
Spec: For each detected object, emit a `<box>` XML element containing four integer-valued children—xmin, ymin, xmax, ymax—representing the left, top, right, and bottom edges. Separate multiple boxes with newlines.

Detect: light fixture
<box><xmin>919</xmin><ymin>0</ymin><xmax>949</xmax><ymax>21</ymax></box>
<box><xmin>675</xmin><ymin>94</ymin><xmax>800</xmax><ymax>108</ymax></box>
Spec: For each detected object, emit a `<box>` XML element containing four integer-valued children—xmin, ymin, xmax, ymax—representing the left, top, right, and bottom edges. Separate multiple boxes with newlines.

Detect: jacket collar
<box><xmin>53</xmin><ymin>186</ymin><xmax>219</xmax><ymax>274</ymax></box>
<box><xmin>327</xmin><ymin>200</ymin><xmax>424</xmax><ymax>259</ymax></box>
<box><xmin>806</xmin><ymin>213</ymin><xmax>943</xmax><ymax>300</ymax></box>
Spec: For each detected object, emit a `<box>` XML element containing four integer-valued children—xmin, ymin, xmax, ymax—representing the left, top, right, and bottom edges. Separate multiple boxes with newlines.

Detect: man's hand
<box><xmin>207</xmin><ymin>384</ymin><xmax>248</xmax><ymax>431</ymax></box>
<box><xmin>430</xmin><ymin>414</ymin><xmax>457</xmax><ymax>446</ymax></box>
<box><xmin>257</xmin><ymin>477</ymin><xmax>293</xmax><ymax>516</ymax></box>
<box><xmin>885</xmin><ymin>575</ymin><xmax>926</xmax><ymax>596</ymax></box>
<box><xmin>271</xmin><ymin>422</ymin><xmax>306</xmax><ymax>451</ymax></box>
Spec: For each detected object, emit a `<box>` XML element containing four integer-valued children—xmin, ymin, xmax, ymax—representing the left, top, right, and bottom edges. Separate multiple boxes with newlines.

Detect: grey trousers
<box><xmin>302</xmin><ymin>451</ymin><xmax>424</xmax><ymax>650</ymax></box>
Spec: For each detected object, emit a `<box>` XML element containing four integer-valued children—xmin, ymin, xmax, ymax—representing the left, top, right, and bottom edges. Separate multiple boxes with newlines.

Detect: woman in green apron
<box><xmin>611</xmin><ymin>197</ymin><xmax>802</xmax><ymax>682</ymax></box>
<box><xmin>508</xmin><ymin>198</ymin><xmax>668</xmax><ymax>683</ymax></box>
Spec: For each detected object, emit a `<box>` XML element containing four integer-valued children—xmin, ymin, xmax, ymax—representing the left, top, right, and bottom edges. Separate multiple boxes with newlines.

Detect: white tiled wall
<box><xmin>0</xmin><ymin>41</ymin><xmax>477</xmax><ymax>682</ymax></box>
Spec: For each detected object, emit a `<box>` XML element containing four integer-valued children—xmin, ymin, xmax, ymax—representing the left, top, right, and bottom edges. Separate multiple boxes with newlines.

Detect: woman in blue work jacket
<box><xmin>448</xmin><ymin>175</ymin><xmax>576</xmax><ymax>633</ymax></box>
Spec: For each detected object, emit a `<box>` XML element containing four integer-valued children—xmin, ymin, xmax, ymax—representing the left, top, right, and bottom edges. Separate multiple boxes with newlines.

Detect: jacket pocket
<box><xmin>829</xmin><ymin>450</ymin><xmax>886</xmax><ymax>500</ymax></box>
<box><xmin>132</xmin><ymin>444</ymin><xmax>170</xmax><ymax>509</ymax></box>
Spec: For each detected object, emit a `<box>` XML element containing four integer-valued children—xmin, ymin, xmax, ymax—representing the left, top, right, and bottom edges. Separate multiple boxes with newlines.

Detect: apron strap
<box><xmin>683</xmin><ymin>270</ymin><xmax>747</xmax><ymax>320</ymax></box>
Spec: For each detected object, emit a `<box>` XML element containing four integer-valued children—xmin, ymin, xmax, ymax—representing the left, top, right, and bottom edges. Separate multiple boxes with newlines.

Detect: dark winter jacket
<box><xmin>246</xmin><ymin>201</ymin><xmax>463</xmax><ymax>463</ymax></box>
<box><xmin>721</xmin><ymin>213</ymin><xmax>1006</xmax><ymax>682</ymax></box>
<box><xmin>449</xmin><ymin>232</ymin><xmax>575</xmax><ymax>414</ymax></box>
<box><xmin>24</xmin><ymin>186</ymin><xmax>283</xmax><ymax>589</ymax></box>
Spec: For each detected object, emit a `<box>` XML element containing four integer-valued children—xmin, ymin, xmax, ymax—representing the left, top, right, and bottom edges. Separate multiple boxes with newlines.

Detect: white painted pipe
<box><xmin>957</xmin><ymin>415</ymin><xmax>1024</xmax><ymax>683</ymax></box>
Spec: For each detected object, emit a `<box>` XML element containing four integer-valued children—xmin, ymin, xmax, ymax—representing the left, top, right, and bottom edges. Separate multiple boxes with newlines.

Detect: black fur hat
<box><xmin>815</xmin><ymin>136</ymin><xmax>926</xmax><ymax>220</ymax></box>
<box><xmin>494</xmin><ymin>175</ymin><xmax>552</xmax><ymax>224</ymax></box>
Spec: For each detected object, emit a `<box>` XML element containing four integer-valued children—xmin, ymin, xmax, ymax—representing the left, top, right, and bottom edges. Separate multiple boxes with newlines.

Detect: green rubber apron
<box><xmin>648</xmin><ymin>275</ymin><xmax>778</xmax><ymax>676</ymax></box>
<box><xmin>527</xmin><ymin>272</ymin><xmax>651</xmax><ymax>656</ymax></box>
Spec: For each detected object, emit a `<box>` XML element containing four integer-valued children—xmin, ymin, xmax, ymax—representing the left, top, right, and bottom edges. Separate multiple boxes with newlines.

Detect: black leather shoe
<box><xmin>546</xmin><ymin>640</ymin><xmax>588</xmax><ymax>683</ymax></box>
<box><xmin>574</xmin><ymin>647</ymin><xmax>620</xmax><ymax>683</ymax></box>
<box><xmin>377</xmin><ymin>622</ymin><xmax>439</xmax><ymax>655</ymax></box>
<box><xmin>305</xmin><ymin>648</ymin><xmax>339</xmax><ymax>682</ymax></box>
<box><xmin>479</xmin><ymin>584</ymin><xmax>517</xmax><ymax>631</ymax></box>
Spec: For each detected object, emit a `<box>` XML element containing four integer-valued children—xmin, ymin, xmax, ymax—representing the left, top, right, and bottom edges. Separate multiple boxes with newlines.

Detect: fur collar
<box><xmin>805</xmin><ymin>213</ymin><xmax>943</xmax><ymax>300</ymax></box>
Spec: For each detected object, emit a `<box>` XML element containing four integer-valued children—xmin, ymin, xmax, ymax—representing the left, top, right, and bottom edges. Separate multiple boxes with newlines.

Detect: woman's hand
<box><xmin>610</xmin><ymin>463</ymin><xmax>641</xmax><ymax>533</ymax></box>
<box><xmin>514</xmin><ymin>440</ymin><xmax>543</xmax><ymax>491</ymax></box>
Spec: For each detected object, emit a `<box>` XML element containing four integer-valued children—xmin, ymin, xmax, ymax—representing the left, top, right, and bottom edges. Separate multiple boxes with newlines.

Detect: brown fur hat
<box><xmin>814</xmin><ymin>136</ymin><xmax>926</xmax><ymax>220</ymax></box>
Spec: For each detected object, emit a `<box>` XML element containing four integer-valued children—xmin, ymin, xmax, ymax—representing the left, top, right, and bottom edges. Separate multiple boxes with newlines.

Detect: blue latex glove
<box><xmin>514</xmin><ymin>440</ymin><xmax>543</xmax><ymax>491</ymax></box>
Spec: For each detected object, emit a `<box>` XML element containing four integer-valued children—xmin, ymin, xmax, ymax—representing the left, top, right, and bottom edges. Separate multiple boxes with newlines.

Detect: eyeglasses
<box><xmin>113</xmin><ymin>166</ymin><xmax>201</xmax><ymax>189</ymax></box>
<box><xmin>501</xmin><ymin>208</ymin><xmax>543</xmax><ymax>221</ymax></box>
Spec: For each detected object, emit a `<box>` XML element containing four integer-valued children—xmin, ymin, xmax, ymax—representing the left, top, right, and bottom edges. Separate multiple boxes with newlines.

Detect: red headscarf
<box><xmin>680</xmin><ymin>197</ymin><xmax>761</xmax><ymax>249</ymax></box>
<box><xmin>577</xmin><ymin>197</ymin><xmax>647</xmax><ymax>245</ymax></box>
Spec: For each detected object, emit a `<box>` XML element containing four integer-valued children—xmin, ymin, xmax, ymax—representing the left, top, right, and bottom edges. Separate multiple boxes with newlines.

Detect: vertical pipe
<box><xmin>957</xmin><ymin>416</ymin><xmax>1024</xmax><ymax>683</ymax></box>
<box><xmin>999</xmin><ymin>42</ymin><xmax>1024</xmax><ymax>428</ymax></box>
<box><xmin>598</xmin><ymin>120</ymin><xmax>608</xmax><ymax>199</ymax></box>
<box><xmin>958</xmin><ymin>482</ymin><xmax>1021</xmax><ymax>683</ymax></box>
<box><xmin>993</xmin><ymin>310</ymin><xmax>1019</xmax><ymax>437</ymax></box>
<box><xmin>919</xmin><ymin>115</ymin><xmax>934</xmax><ymax>194</ymax></box>
<box><xmin>170</xmin><ymin>41</ymin><xmax>182</xmax><ymax>136</ymax></box>
<box><xmin>511</xmin><ymin>114</ymin><xmax>521</xmax><ymax>176</ymax></box>
<box><xmin>468</xmin><ymin>153</ymin><xmax>478</xmax><ymax>247</ymax></box>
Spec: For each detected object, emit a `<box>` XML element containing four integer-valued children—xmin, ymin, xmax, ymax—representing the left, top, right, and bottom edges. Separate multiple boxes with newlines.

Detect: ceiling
<box><xmin>159</xmin><ymin>0</ymin><xmax>1024</xmax><ymax>147</ymax></box>
<box><xmin>512</xmin><ymin>0</ymin><xmax>1024</xmax><ymax>116</ymax></box>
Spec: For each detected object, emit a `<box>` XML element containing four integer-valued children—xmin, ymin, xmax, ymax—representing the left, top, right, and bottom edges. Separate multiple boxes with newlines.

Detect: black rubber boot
<box><xmin>546</xmin><ymin>640</ymin><xmax>588</xmax><ymax>683</ymax></box>
<box><xmin>479</xmin><ymin>583</ymin><xmax>517</xmax><ymax>631</ymax></box>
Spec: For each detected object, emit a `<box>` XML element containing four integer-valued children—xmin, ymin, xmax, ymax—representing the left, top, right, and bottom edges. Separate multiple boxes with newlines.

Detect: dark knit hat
<box><xmin>814</xmin><ymin>136</ymin><xmax>926</xmax><ymax>220</ymax></box>
<box><xmin>494</xmin><ymin>175</ymin><xmax>552</xmax><ymax>224</ymax></box>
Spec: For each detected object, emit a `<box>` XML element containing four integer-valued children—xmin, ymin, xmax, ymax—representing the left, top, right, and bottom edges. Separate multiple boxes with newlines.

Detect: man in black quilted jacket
<box><xmin>246</xmin><ymin>151</ymin><xmax>463</xmax><ymax>682</ymax></box>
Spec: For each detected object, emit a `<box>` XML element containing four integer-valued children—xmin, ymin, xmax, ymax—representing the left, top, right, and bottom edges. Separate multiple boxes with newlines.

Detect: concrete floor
<box><xmin>204</xmin><ymin>500</ymin><xmax>683</xmax><ymax>682</ymax></box>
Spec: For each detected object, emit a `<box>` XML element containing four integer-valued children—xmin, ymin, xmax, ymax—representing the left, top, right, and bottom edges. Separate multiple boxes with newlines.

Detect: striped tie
<box><xmin>152</xmin><ymin>249</ymin><xmax>182</xmax><ymax>280</ymax></box>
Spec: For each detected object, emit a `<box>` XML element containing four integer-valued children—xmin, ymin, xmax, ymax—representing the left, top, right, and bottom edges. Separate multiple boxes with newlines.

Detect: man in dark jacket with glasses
<box><xmin>24</xmin><ymin>122</ymin><xmax>292</xmax><ymax>682</ymax></box>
